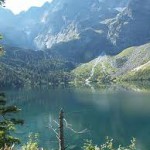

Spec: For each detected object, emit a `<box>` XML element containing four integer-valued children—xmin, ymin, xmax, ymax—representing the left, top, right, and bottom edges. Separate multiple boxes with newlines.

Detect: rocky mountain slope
<box><xmin>1</xmin><ymin>0</ymin><xmax>150</xmax><ymax>62</ymax></box>
<box><xmin>72</xmin><ymin>42</ymin><xmax>150</xmax><ymax>84</ymax></box>
<box><xmin>107</xmin><ymin>0</ymin><xmax>150</xmax><ymax>51</ymax></box>
<box><xmin>0</xmin><ymin>0</ymin><xmax>130</xmax><ymax>62</ymax></box>
<box><xmin>0</xmin><ymin>0</ymin><xmax>150</xmax><ymax>86</ymax></box>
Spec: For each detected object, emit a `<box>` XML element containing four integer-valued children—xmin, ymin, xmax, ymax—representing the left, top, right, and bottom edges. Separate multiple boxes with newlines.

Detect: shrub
<box><xmin>83</xmin><ymin>137</ymin><xmax>136</xmax><ymax>150</ymax></box>
<box><xmin>0</xmin><ymin>93</ymin><xmax>23</xmax><ymax>148</ymax></box>
<box><xmin>22</xmin><ymin>133</ymin><xmax>39</xmax><ymax>150</ymax></box>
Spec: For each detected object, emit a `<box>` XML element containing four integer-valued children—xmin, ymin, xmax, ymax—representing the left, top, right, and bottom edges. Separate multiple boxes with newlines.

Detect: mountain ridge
<box><xmin>72</xmin><ymin>42</ymin><xmax>150</xmax><ymax>84</ymax></box>
<box><xmin>0</xmin><ymin>0</ymin><xmax>150</xmax><ymax>81</ymax></box>
<box><xmin>1</xmin><ymin>0</ymin><xmax>149</xmax><ymax>63</ymax></box>
<box><xmin>0</xmin><ymin>0</ymin><xmax>130</xmax><ymax>62</ymax></box>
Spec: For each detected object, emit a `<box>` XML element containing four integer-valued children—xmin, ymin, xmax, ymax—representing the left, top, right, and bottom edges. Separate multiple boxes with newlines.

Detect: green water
<box><xmin>5</xmin><ymin>86</ymin><xmax>150</xmax><ymax>150</ymax></box>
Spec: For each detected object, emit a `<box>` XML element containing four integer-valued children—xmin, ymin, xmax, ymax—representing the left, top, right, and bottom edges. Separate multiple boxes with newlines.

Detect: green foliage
<box><xmin>0</xmin><ymin>93</ymin><xmax>23</xmax><ymax>148</ymax></box>
<box><xmin>0</xmin><ymin>35</ymin><xmax>4</xmax><ymax>56</ymax></box>
<box><xmin>0</xmin><ymin>47</ymin><xmax>75</xmax><ymax>88</ymax></box>
<box><xmin>83</xmin><ymin>140</ymin><xmax>95</xmax><ymax>150</ymax></box>
<box><xmin>22</xmin><ymin>133</ymin><xmax>39</xmax><ymax>150</ymax></box>
<box><xmin>83</xmin><ymin>137</ymin><xmax>136</xmax><ymax>150</ymax></box>
<box><xmin>120</xmin><ymin>61</ymin><xmax>150</xmax><ymax>81</ymax></box>
<box><xmin>72</xmin><ymin>43</ymin><xmax>150</xmax><ymax>84</ymax></box>
<box><xmin>0</xmin><ymin>35</ymin><xmax>2</xmax><ymax>40</ymax></box>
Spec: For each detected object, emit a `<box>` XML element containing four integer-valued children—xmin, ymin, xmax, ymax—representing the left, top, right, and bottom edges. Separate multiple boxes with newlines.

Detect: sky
<box><xmin>5</xmin><ymin>0</ymin><xmax>53</xmax><ymax>14</ymax></box>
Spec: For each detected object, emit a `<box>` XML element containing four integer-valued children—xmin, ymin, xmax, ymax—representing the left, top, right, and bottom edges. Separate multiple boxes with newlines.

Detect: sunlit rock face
<box><xmin>107</xmin><ymin>0</ymin><xmax>150</xmax><ymax>51</ymax></box>
<box><xmin>2</xmin><ymin>0</ymin><xmax>150</xmax><ymax>62</ymax></box>
<box><xmin>32</xmin><ymin>0</ymin><xmax>128</xmax><ymax>61</ymax></box>
<box><xmin>33</xmin><ymin>0</ymin><xmax>105</xmax><ymax>50</ymax></box>
<box><xmin>34</xmin><ymin>22</ymin><xmax>80</xmax><ymax>49</ymax></box>
<box><xmin>33</xmin><ymin>0</ymin><xmax>130</xmax><ymax>51</ymax></box>
<box><xmin>1</xmin><ymin>0</ymin><xmax>127</xmax><ymax>62</ymax></box>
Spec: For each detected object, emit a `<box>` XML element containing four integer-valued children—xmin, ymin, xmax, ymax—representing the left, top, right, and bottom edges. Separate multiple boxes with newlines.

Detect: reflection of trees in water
<box><xmin>109</xmin><ymin>94</ymin><xmax>150</xmax><ymax>149</ymax></box>
<box><xmin>6</xmin><ymin>89</ymin><xmax>90</xmax><ymax>149</ymax></box>
<box><xmin>72</xmin><ymin>88</ymin><xmax>150</xmax><ymax>149</ymax></box>
<box><xmin>4</xmin><ymin>87</ymin><xmax>150</xmax><ymax>149</ymax></box>
<box><xmin>118</xmin><ymin>81</ymin><xmax>150</xmax><ymax>92</ymax></box>
<box><xmin>109</xmin><ymin>97</ymin><xmax>126</xmax><ymax>145</ymax></box>
<box><xmin>79</xmin><ymin>82</ymin><xmax>150</xmax><ymax>92</ymax></box>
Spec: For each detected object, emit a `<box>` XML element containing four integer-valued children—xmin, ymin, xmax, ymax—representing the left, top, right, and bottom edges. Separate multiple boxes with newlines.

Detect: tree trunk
<box><xmin>59</xmin><ymin>108</ymin><xmax>65</xmax><ymax>150</ymax></box>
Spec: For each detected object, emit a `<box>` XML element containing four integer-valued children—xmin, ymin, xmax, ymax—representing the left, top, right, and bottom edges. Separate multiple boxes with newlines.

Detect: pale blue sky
<box><xmin>5</xmin><ymin>0</ymin><xmax>53</xmax><ymax>14</ymax></box>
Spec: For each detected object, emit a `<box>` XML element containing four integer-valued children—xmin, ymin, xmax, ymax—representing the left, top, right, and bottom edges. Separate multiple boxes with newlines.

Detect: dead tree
<box><xmin>58</xmin><ymin>108</ymin><xmax>65</xmax><ymax>150</ymax></box>
<box><xmin>49</xmin><ymin>109</ymin><xmax>87</xmax><ymax>149</ymax></box>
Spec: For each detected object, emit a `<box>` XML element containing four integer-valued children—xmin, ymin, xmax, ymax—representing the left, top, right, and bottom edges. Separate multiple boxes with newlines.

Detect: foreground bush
<box><xmin>22</xmin><ymin>133</ymin><xmax>39</xmax><ymax>150</ymax></box>
<box><xmin>0</xmin><ymin>93</ymin><xmax>23</xmax><ymax>148</ymax></box>
<box><xmin>83</xmin><ymin>137</ymin><xmax>136</xmax><ymax>150</ymax></box>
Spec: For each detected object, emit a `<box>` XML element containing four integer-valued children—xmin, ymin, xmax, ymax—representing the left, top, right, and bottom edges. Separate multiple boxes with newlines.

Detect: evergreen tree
<box><xmin>0</xmin><ymin>35</ymin><xmax>3</xmax><ymax>55</ymax></box>
<box><xmin>0</xmin><ymin>92</ymin><xmax>24</xmax><ymax>148</ymax></box>
<box><xmin>0</xmin><ymin>0</ymin><xmax>5</xmax><ymax>55</ymax></box>
<box><xmin>0</xmin><ymin>0</ymin><xmax>4</xmax><ymax>5</ymax></box>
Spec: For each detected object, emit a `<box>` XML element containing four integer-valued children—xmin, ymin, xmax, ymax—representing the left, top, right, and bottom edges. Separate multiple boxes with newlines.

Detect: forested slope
<box><xmin>0</xmin><ymin>46</ymin><xmax>75</xmax><ymax>88</ymax></box>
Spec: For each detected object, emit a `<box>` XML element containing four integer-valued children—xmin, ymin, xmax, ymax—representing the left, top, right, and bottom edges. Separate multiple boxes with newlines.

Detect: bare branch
<box><xmin>48</xmin><ymin>124</ymin><xmax>59</xmax><ymax>137</ymax></box>
<box><xmin>64</xmin><ymin>118</ymin><xmax>89</xmax><ymax>134</ymax></box>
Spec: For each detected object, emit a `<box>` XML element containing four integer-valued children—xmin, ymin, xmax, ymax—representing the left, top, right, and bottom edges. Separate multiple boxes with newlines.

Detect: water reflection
<box><xmin>4</xmin><ymin>84</ymin><xmax>150</xmax><ymax>150</ymax></box>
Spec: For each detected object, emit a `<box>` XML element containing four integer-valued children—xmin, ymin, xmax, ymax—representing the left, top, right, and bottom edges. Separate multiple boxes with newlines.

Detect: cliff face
<box><xmin>1</xmin><ymin>0</ymin><xmax>150</xmax><ymax>62</ymax></box>
<box><xmin>107</xmin><ymin>0</ymin><xmax>150</xmax><ymax>51</ymax></box>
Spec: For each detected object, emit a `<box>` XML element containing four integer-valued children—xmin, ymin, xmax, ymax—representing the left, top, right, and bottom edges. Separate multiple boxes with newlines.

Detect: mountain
<box><xmin>0</xmin><ymin>0</ymin><xmax>150</xmax><ymax>63</ymax></box>
<box><xmin>107</xmin><ymin>0</ymin><xmax>150</xmax><ymax>51</ymax></box>
<box><xmin>0</xmin><ymin>3</ymin><xmax>50</xmax><ymax>48</ymax></box>
<box><xmin>0</xmin><ymin>0</ymin><xmax>129</xmax><ymax>62</ymax></box>
<box><xmin>72</xmin><ymin>42</ymin><xmax>150</xmax><ymax>84</ymax></box>
<box><xmin>0</xmin><ymin>0</ymin><xmax>150</xmax><ymax>87</ymax></box>
<box><xmin>121</xmin><ymin>61</ymin><xmax>150</xmax><ymax>81</ymax></box>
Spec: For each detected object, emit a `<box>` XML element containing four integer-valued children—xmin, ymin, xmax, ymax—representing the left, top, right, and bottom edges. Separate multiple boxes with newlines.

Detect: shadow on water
<box><xmin>3</xmin><ymin>81</ymin><xmax>150</xmax><ymax>150</ymax></box>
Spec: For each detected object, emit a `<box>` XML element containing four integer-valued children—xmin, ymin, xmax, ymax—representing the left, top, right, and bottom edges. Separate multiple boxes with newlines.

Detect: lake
<box><xmin>5</xmin><ymin>85</ymin><xmax>150</xmax><ymax>150</ymax></box>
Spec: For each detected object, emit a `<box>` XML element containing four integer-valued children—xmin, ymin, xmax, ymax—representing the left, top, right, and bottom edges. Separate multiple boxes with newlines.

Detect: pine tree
<box><xmin>0</xmin><ymin>0</ymin><xmax>5</xmax><ymax>55</ymax></box>
<box><xmin>0</xmin><ymin>35</ymin><xmax>4</xmax><ymax>55</ymax></box>
<box><xmin>0</xmin><ymin>0</ymin><xmax>4</xmax><ymax>5</ymax></box>
<box><xmin>0</xmin><ymin>92</ymin><xmax>24</xmax><ymax>148</ymax></box>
